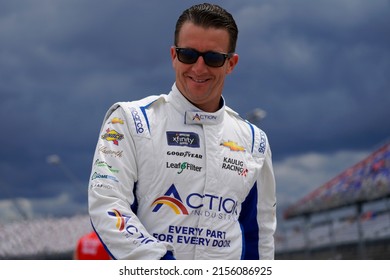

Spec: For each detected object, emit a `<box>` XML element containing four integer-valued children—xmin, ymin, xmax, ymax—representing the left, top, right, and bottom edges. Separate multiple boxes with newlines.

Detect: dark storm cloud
<box><xmin>0</xmin><ymin>1</ymin><xmax>200</xmax><ymax>216</ymax></box>
<box><xmin>229</xmin><ymin>0</ymin><xmax>390</xmax><ymax>157</ymax></box>
<box><xmin>0</xmin><ymin>0</ymin><xmax>389</xmax><ymax>221</ymax></box>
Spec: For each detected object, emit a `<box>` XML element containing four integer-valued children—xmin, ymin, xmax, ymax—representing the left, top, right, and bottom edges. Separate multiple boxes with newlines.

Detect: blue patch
<box><xmin>166</xmin><ymin>131</ymin><xmax>200</xmax><ymax>148</ymax></box>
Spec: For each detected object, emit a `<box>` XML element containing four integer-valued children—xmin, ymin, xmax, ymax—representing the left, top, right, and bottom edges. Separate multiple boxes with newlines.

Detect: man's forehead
<box><xmin>177</xmin><ymin>22</ymin><xmax>230</xmax><ymax>50</ymax></box>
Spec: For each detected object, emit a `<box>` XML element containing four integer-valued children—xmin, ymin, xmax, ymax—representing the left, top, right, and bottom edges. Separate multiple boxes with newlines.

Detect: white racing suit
<box><xmin>88</xmin><ymin>83</ymin><xmax>277</xmax><ymax>260</ymax></box>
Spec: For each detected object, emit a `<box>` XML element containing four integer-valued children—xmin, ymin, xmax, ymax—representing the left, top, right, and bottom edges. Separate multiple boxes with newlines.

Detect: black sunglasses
<box><xmin>175</xmin><ymin>47</ymin><xmax>233</xmax><ymax>68</ymax></box>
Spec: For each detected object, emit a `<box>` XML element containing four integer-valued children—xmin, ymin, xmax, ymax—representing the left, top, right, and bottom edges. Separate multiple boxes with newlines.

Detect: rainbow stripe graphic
<box><xmin>107</xmin><ymin>209</ymin><xmax>126</xmax><ymax>231</ymax></box>
<box><xmin>151</xmin><ymin>196</ymin><xmax>189</xmax><ymax>215</ymax></box>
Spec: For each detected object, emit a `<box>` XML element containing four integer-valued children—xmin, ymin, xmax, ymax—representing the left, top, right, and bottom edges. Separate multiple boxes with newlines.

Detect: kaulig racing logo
<box><xmin>151</xmin><ymin>184</ymin><xmax>238</xmax><ymax>216</ymax></box>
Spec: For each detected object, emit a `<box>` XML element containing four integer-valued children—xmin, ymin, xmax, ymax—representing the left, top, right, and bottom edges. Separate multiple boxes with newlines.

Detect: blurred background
<box><xmin>1</xmin><ymin>0</ymin><xmax>389</xmax><ymax>259</ymax></box>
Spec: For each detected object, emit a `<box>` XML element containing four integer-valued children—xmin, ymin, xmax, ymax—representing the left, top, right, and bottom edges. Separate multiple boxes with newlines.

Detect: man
<box><xmin>88</xmin><ymin>3</ymin><xmax>276</xmax><ymax>260</ymax></box>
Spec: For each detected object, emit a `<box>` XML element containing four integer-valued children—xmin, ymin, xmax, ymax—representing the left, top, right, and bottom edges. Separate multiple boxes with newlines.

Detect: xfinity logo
<box><xmin>166</xmin><ymin>131</ymin><xmax>200</xmax><ymax>148</ymax></box>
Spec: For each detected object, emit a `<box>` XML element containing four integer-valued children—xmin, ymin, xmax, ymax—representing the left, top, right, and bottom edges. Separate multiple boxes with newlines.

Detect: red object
<box><xmin>74</xmin><ymin>231</ymin><xmax>111</xmax><ymax>260</ymax></box>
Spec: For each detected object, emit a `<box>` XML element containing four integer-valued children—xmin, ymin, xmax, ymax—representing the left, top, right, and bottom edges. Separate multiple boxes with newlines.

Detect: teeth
<box><xmin>193</xmin><ymin>78</ymin><xmax>207</xmax><ymax>83</ymax></box>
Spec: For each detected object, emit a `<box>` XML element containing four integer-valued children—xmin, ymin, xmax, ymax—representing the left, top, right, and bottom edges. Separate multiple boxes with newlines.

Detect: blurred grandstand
<box><xmin>275</xmin><ymin>140</ymin><xmax>390</xmax><ymax>259</ymax></box>
<box><xmin>0</xmin><ymin>214</ymin><xmax>91</xmax><ymax>259</ymax></box>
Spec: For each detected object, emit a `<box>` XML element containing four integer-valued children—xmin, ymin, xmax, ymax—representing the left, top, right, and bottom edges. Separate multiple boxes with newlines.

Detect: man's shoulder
<box><xmin>225</xmin><ymin>106</ymin><xmax>269</xmax><ymax>156</ymax></box>
<box><xmin>105</xmin><ymin>94</ymin><xmax>168</xmax><ymax>118</ymax></box>
<box><xmin>116</xmin><ymin>94</ymin><xmax>167</xmax><ymax>108</ymax></box>
<box><xmin>101</xmin><ymin>94</ymin><xmax>168</xmax><ymax>138</ymax></box>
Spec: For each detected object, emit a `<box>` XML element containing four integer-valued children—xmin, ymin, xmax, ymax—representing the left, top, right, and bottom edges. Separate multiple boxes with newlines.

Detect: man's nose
<box><xmin>192</xmin><ymin>55</ymin><xmax>208</xmax><ymax>72</ymax></box>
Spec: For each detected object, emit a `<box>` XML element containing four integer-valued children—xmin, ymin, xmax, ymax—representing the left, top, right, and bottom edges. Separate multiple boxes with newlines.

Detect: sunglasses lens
<box><xmin>177</xmin><ymin>48</ymin><xmax>199</xmax><ymax>64</ymax></box>
<box><xmin>204</xmin><ymin>52</ymin><xmax>225</xmax><ymax>67</ymax></box>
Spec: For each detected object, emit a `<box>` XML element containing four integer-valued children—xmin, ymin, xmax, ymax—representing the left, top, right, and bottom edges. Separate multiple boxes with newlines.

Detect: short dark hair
<box><xmin>174</xmin><ymin>3</ymin><xmax>238</xmax><ymax>53</ymax></box>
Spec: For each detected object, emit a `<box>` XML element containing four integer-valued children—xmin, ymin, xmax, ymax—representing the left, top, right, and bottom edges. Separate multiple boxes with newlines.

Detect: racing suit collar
<box><xmin>167</xmin><ymin>83</ymin><xmax>225</xmax><ymax>125</ymax></box>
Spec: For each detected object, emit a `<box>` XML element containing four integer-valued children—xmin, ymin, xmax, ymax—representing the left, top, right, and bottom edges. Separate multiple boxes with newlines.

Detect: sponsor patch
<box><xmin>220</xmin><ymin>141</ymin><xmax>246</xmax><ymax>152</ymax></box>
<box><xmin>109</xmin><ymin>117</ymin><xmax>124</xmax><ymax>124</ymax></box>
<box><xmin>185</xmin><ymin>111</ymin><xmax>218</xmax><ymax>125</ymax></box>
<box><xmin>151</xmin><ymin>184</ymin><xmax>189</xmax><ymax>215</ymax></box>
<box><xmin>167</xmin><ymin>150</ymin><xmax>203</xmax><ymax>159</ymax></box>
<box><xmin>130</xmin><ymin>107</ymin><xmax>145</xmax><ymax>134</ymax></box>
<box><xmin>107</xmin><ymin>209</ymin><xmax>155</xmax><ymax>244</ymax></box>
<box><xmin>258</xmin><ymin>131</ymin><xmax>267</xmax><ymax>154</ymax></box>
<box><xmin>221</xmin><ymin>157</ymin><xmax>248</xmax><ymax>177</ymax></box>
<box><xmin>98</xmin><ymin>145</ymin><xmax>123</xmax><ymax>158</ymax></box>
<box><xmin>166</xmin><ymin>161</ymin><xmax>202</xmax><ymax>174</ymax></box>
<box><xmin>166</xmin><ymin>131</ymin><xmax>200</xmax><ymax>148</ymax></box>
<box><xmin>91</xmin><ymin>172</ymin><xmax>119</xmax><ymax>182</ymax></box>
<box><xmin>101</xmin><ymin>128</ymin><xmax>124</xmax><ymax>145</ymax></box>
<box><xmin>151</xmin><ymin>184</ymin><xmax>238</xmax><ymax>216</ymax></box>
<box><xmin>94</xmin><ymin>159</ymin><xmax>119</xmax><ymax>173</ymax></box>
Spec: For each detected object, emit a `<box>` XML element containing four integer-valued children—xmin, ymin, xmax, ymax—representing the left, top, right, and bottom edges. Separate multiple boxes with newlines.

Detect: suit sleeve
<box><xmin>239</xmin><ymin>129</ymin><xmax>277</xmax><ymax>260</ymax></box>
<box><xmin>88</xmin><ymin>104</ymin><xmax>174</xmax><ymax>259</ymax></box>
<box><xmin>257</xmin><ymin>143</ymin><xmax>277</xmax><ymax>259</ymax></box>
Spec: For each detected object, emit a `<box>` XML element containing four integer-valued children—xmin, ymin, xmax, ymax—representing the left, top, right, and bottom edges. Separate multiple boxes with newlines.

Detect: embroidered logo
<box><xmin>166</xmin><ymin>131</ymin><xmax>200</xmax><ymax>148</ymax></box>
<box><xmin>101</xmin><ymin>128</ymin><xmax>124</xmax><ymax>145</ymax></box>
<box><xmin>107</xmin><ymin>209</ymin><xmax>131</xmax><ymax>231</ymax></box>
<box><xmin>220</xmin><ymin>141</ymin><xmax>245</xmax><ymax>152</ymax></box>
<box><xmin>222</xmin><ymin>157</ymin><xmax>248</xmax><ymax>177</ymax></box>
<box><xmin>151</xmin><ymin>184</ymin><xmax>189</xmax><ymax>215</ymax></box>
<box><xmin>109</xmin><ymin>117</ymin><xmax>124</xmax><ymax>124</ymax></box>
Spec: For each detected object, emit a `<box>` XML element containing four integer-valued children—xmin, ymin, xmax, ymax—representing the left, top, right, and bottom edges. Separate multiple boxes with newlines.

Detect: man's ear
<box><xmin>170</xmin><ymin>46</ymin><xmax>177</xmax><ymax>65</ymax></box>
<box><xmin>226</xmin><ymin>53</ymin><xmax>239</xmax><ymax>74</ymax></box>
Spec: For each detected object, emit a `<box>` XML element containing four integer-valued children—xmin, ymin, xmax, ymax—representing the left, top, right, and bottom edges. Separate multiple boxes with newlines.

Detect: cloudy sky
<box><xmin>1</xmin><ymin>0</ymin><xmax>389</xmax><ymax>224</ymax></box>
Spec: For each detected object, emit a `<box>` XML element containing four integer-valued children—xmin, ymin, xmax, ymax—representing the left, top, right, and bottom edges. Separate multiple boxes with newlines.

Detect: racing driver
<box><xmin>88</xmin><ymin>3</ymin><xmax>277</xmax><ymax>260</ymax></box>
